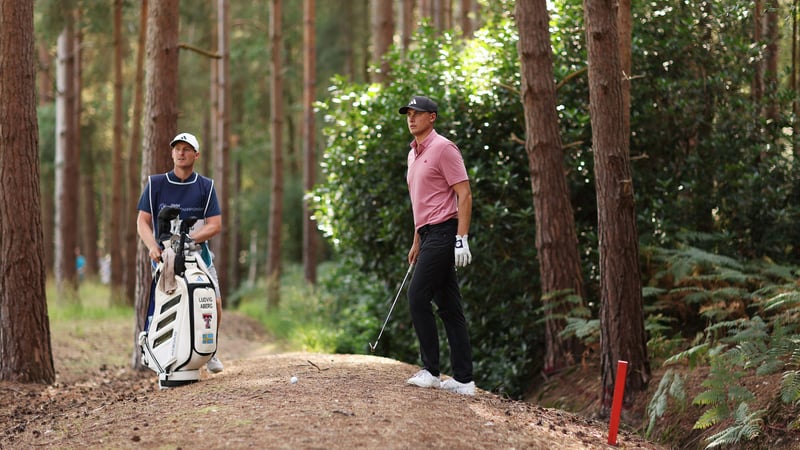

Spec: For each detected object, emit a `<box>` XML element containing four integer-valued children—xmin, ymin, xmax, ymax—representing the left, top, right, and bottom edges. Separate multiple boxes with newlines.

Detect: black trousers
<box><xmin>408</xmin><ymin>219</ymin><xmax>473</xmax><ymax>383</ymax></box>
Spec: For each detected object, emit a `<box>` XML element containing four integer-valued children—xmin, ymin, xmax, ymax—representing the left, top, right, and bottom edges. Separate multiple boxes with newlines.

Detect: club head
<box><xmin>368</xmin><ymin>342</ymin><xmax>377</xmax><ymax>352</ymax></box>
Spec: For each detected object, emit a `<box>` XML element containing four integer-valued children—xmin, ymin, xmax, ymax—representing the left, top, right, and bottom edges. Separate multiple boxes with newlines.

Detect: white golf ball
<box><xmin>290</xmin><ymin>376</ymin><xmax>298</xmax><ymax>384</ymax></box>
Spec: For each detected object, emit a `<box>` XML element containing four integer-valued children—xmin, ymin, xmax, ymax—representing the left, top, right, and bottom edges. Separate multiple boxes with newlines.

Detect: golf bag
<box><xmin>138</xmin><ymin>206</ymin><xmax>219</xmax><ymax>389</ymax></box>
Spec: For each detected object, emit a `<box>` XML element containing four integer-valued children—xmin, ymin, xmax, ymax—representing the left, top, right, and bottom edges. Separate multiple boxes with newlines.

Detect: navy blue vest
<box><xmin>137</xmin><ymin>171</ymin><xmax>220</xmax><ymax>266</ymax></box>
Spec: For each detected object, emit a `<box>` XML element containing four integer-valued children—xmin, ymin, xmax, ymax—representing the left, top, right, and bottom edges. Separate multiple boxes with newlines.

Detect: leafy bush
<box><xmin>314</xmin><ymin>15</ymin><xmax>544</xmax><ymax>397</ymax></box>
<box><xmin>313</xmin><ymin>0</ymin><xmax>800</xmax><ymax>402</ymax></box>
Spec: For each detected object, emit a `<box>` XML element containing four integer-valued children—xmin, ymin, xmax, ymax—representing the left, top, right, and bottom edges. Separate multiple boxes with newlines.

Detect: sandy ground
<box><xmin>0</xmin><ymin>312</ymin><xmax>662</xmax><ymax>449</ymax></box>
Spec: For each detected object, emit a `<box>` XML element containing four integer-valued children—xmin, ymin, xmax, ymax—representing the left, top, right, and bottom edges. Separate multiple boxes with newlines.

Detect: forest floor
<box><xmin>0</xmin><ymin>311</ymin><xmax>665</xmax><ymax>449</ymax></box>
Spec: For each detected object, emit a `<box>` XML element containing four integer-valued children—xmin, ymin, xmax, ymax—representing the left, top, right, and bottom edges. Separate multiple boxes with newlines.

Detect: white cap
<box><xmin>170</xmin><ymin>132</ymin><xmax>200</xmax><ymax>152</ymax></box>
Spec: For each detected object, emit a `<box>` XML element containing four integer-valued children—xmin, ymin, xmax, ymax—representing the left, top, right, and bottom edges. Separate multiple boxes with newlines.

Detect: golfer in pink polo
<box><xmin>401</xmin><ymin>95</ymin><xmax>476</xmax><ymax>396</ymax></box>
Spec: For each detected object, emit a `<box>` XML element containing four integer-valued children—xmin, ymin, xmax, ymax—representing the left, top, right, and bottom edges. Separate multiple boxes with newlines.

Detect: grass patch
<box><xmin>233</xmin><ymin>264</ymin><xmax>340</xmax><ymax>353</ymax></box>
<box><xmin>44</xmin><ymin>265</ymin><xmax>342</xmax><ymax>354</ymax></box>
<box><xmin>46</xmin><ymin>277</ymin><xmax>132</xmax><ymax>322</ymax></box>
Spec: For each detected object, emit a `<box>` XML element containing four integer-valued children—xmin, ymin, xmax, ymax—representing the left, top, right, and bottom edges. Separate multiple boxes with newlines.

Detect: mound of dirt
<box><xmin>0</xmin><ymin>312</ymin><xmax>661</xmax><ymax>449</ymax></box>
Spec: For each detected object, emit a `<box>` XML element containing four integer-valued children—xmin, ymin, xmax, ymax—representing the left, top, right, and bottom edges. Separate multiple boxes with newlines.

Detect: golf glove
<box><xmin>455</xmin><ymin>234</ymin><xmax>472</xmax><ymax>267</ymax></box>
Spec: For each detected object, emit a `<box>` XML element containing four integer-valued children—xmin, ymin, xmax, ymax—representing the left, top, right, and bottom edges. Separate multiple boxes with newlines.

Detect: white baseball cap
<box><xmin>170</xmin><ymin>132</ymin><xmax>200</xmax><ymax>152</ymax></box>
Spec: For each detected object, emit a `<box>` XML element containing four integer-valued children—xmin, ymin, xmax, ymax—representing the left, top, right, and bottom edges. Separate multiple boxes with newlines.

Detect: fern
<box><xmin>645</xmin><ymin>245</ymin><xmax>800</xmax><ymax>448</ymax></box>
<box><xmin>534</xmin><ymin>291</ymin><xmax>587</xmax><ymax>324</ymax></box>
<box><xmin>558</xmin><ymin>317</ymin><xmax>599</xmax><ymax>344</ymax></box>
<box><xmin>642</xmin><ymin>286</ymin><xmax>667</xmax><ymax>298</ymax></box>
<box><xmin>694</xmin><ymin>404</ymin><xmax>729</xmax><ymax>429</ymax></box>
<box><xmin>761</xmin><ymin>291</ymin><xmax>800</xmax><ymax>312</ymax></box>
<box><xmin>756</xmin><ymin>263</ymin><xmax>797</xmax><ymax>283</ymax></box>
<box><xmin>726</xmin><ymin>385</ymin><xmax>755</xmax><ymax>404</ymax></box>
<box><xmin>754</xmin><ymin>326</ymin><xmax>794</xmax><ymax>376</ymax></box>
<box><xmin>646</xmin><ymin>369</ymin><xmax>686</xmax><ymax>438</ymax></box>
<box><xmin>781</xmin><ymin>370</ymin><xmax>800</xmax><ymax>404</ymax></box>
<box><xmin>704</xmin><ymin>403</ymin><xmax>764</xmax><ymax>449</ymax></box>
<box><xmin>664</xmin><ymin>342</ymin><xmax>709</xmax><ymax>368</ymax></box>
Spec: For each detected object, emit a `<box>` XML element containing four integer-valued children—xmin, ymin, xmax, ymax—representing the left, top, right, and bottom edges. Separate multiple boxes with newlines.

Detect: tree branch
<box><xmin>178</xmin><ymin>42</ymin><xmax>222</xmax><ymax>59</ymax></box>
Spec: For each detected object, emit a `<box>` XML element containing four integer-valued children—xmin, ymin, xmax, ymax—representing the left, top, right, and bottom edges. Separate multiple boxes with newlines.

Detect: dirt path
<box><xmin>0</xmin><ymin>313</ymin><xmax>661</xmax><ymax>449</ymax></box>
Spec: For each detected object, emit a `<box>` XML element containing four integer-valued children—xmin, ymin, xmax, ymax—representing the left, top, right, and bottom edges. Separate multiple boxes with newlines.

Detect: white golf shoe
<box><xmin>441</xmin><ymin>378</ymin><xmax>476</xmax><ymax>396</ymax></box>
<box><xmin>406</xmin><ymin>369</ymin><xmax>440</xmax><ymax>388</ymax></box>
<box><xmin>206</xmin><ymin>355</ymin><xmax>224</xmax><ymax>373</ymax></box>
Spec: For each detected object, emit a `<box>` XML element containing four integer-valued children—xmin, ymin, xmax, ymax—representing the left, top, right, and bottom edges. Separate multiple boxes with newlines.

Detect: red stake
<box><xmin>607</xmin><ymin>360</ymin><xmax>629</xmax><ymax>446</ymax></box>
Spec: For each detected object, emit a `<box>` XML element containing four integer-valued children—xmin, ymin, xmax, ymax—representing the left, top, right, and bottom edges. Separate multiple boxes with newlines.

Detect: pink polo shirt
<box><xmin>406</xmin><ymin>130</ymin><xmax>468</xmax><ymax>230</ymax></box>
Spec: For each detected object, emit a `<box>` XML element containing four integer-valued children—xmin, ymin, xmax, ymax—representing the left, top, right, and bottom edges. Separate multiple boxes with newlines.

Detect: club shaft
<box><xmin>371</xmin><ymin>263</ymin><xmax>414</xmax><ymax>349</ymax></box>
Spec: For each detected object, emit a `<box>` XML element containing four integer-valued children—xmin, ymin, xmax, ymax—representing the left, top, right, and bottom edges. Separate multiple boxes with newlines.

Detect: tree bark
<box><xmin>74</xmin><ymin>11</ymin><xmax>97</xmax><ymax>281</ymax></box>
<box><xmin>460</xmin><ymin>0</ymin><xmax>472</xmax><ymax>37</ymax></box>
<box><xmin>110</xmin><ymin>0</ymin><xmax>126</xmax><ymax>303</ymax></box>
<box><xmin>516</xmin><ymin>0</ymin><xmax>585</xmax><ymax>374</ymax></box>
<box><xmin>55</xmin><ymin>16</ymin><xmax>80</xmax><ymax>300</ymax></box>
<box><xmin>267</xmin><ymin>0</ymin><xmax>285</xmax><ymax>309</ymax></box>
<box><xmin>125</xmin><ymin>0</ymin><xmax>148</xmax><ymax>305</ymax></box>
<box><xmin>37</xmin><ymin>43</ymin><xmax>56</xmax><ymax>276</ymax></box>
<box><xmin>794</xmin><ymin>0</ymin><xmax>799</xmax><ymax>157</ymax></box>
<box><xmin>400</xmin><ymin>0</ymin><xmax>415</xmax><ymax>54</ymax></box>
<box><xmin>371</xmin><ymin>0</ymin><xmax>394</xmax><ymax>83</ymax></box>
<box><xmin>215</xmin><ymin>0</ymin><xmax>231</xmax><ymax>300</ymax></box>
<box><xmin>132</xmin><ymin>0</ymin><xmax>180</xmax><ymax>369</ymax></box>
<box><xmin>0</xmin><ymin>0</ymin><xmax>56</xmax><ymax>384</ymax></box>
<box><xmin>753</xmin><ymin>0</ymin><xmax>763</xmax><ymax>111</ymax></box>
<box><xmin>303</xmin><ymin>0</ymin><xmax>318</xmax><ymax>284</ymax></box>
<box><xmin>764</xmin><ymin>1</ymin><xmax>780</xmax><ymax>124</ymax></box>
<box><xmin>583</xmin><ymin>0</ymin><xmax>650</xmax><ymax>416</ymax></box>
<box><xmin>617</xmin><ymin>0</ymin><xmax>631</xmax><ymax>138</ymax></box>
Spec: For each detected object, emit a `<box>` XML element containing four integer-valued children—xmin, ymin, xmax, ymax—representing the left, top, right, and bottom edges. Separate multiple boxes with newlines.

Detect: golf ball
<box><xmin>290</xmin><ymin>376</ymin><xmax>298</xmax><ymax>384</ymax></box>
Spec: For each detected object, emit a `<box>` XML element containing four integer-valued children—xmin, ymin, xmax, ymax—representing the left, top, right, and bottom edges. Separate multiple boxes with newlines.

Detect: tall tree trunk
<box><xmin>125</xmin><ymin>0</ymin><xmax>148</xmax><ymax>305</ymax></box>
<box><xmin>74</xmin><ymin>12</ymin><xmax>97</xmax><ymax>281</ymax></box>
<box><xmin>216</xmin><ymin>0</ymin><xmax>231</xmax><ymax>300</ymax></box>
<box><xmin>617</xmin><ymin>0</ymin><xmax>631</xmax><ymax>138</ymax></box>
<box><xmin>400</xmin><ymin>0</ymin><xmax>415</xmax><ymax>54</ymax></box>
<box><xmin>230</xmin><ymin>158</ymin><xmax>242</xmax><ymax>294</ymax></box>
<box><xmin>80</xmin><ymin>153</ymin><xmax>98</xmax><ymax>280</ymax></box>
<box><xmin>208</xmin><ymin>18</ymin><xmax>218</xmax><ymax>179</ymax></box>
<box><xmin>267</xmin><ymin>0</ymin><xmax>285</xmax><ymax>309</ymax></box>
<box><xmin>37</xmin><ymin>43</ymin><xmax>56</xmax><ymax>275</ymax></box>
<box><xmin>110</xmin><ymin>0</ymin><xmax>126</xmax><ymax>303</ymax></box>
<box><xmin>764</xmin><ymin>1</ymin><xmax>780</xmax><ymax>125</ymax></box>
<box><xmin>344</xmin><ymin>0</ymin><xmax>356</xmax><ymax>81</ymax></box>
<box><xmin>441</xmin><ymin>0</ymin><xmax>452</xmax><ymax>29</ymax></box>
<box><xmin>460</xmin><ymin>0</ymin><xmax>472</xmax><ymax>37</ymax></box>
<box><xmin>248</xmin><ymin>229</ymin><xmax>258</xmax><ymax>287</ymax></box>
<box><xmin>303</xmin><ymin>0</ymin><xmax>318</xmax><ymax>284</ymax></box>
<box><xmin>794</xmin><ymin>0</ymin><xmax>799</xmax><ymax>157</ymax></box>
<box><xmin>583</xmin><ymin>0</ymin><xmax>650</xmax><ymax>416</ymax></box>
<box><xmin>132</xmin><ymin>0</ymin><xmax>180</xmax><ymax>369</ymax></box>
<box><xmin>360</xmin><ymin>0</ymin><xmax>370</xmax><ymax>82</ymax></box>
<box><xmin>0</xmin><ymin>0</ymin><xmax>55</xmax><ymax>384</ymax></box>
<box><xmin>420</xmin><ymin>0</ymin><xmax>432</xmax><ymax>19</ymax></box>
<box><xmin>55</xmin><ymin>16</ymin><xmax>79</xmax><ymax>300</ymax></box>
<box><xmin>753</xmin><ymin>0</ymin><xmax>763</xmax><ymax>112</ymax></box>
<box><xmin>516</xmin><ymin>0</ymin><xmax>585</xmax><ymax>374</ymax></box>
<box><xmin>38</xmin><ymin>43</ymin><xmax>55</xmax><ymax>104</ymax></box>
<box><xmin>371</xmin><ymin>0</ymin><xmax>393</xmax><ymax>83</ymax></box>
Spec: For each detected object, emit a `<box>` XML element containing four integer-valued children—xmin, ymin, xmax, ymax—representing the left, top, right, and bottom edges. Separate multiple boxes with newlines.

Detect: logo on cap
<box><xmin>399</xmin><ymin>96</ymin><xmax>438</xmax><ymax>115</ymax></box>
<box><xmin>170</xmin><ymin>132</ymin><xmax>200</xmax><ymax>152</ymax></box>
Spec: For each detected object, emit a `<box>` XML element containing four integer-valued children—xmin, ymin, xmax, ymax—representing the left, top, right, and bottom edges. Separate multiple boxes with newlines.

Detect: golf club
<box><xmin>368</xmin><ymin>263</ymin><xmax>414</xmax><ymax>352</ymax></box>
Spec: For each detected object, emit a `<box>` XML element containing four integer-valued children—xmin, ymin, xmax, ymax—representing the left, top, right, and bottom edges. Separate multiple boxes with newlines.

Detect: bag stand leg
<box><xmin>159</xmin><ymin>370</ymin><xmax>201</xmax><ymax>389</ymax></box>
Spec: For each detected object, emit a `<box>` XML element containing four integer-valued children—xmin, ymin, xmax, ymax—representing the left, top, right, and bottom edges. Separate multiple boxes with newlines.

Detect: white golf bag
<box><xmin>138</xmin><ymin>207</ymin><xmax>219</xmax><ymax>389</ymax></box>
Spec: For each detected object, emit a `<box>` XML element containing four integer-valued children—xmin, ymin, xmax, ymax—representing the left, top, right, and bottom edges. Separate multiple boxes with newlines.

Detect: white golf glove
<box><xmin>455</xmin><ymin>235</ymin><xmax>472</xmax><ymax>267</ymax></box>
